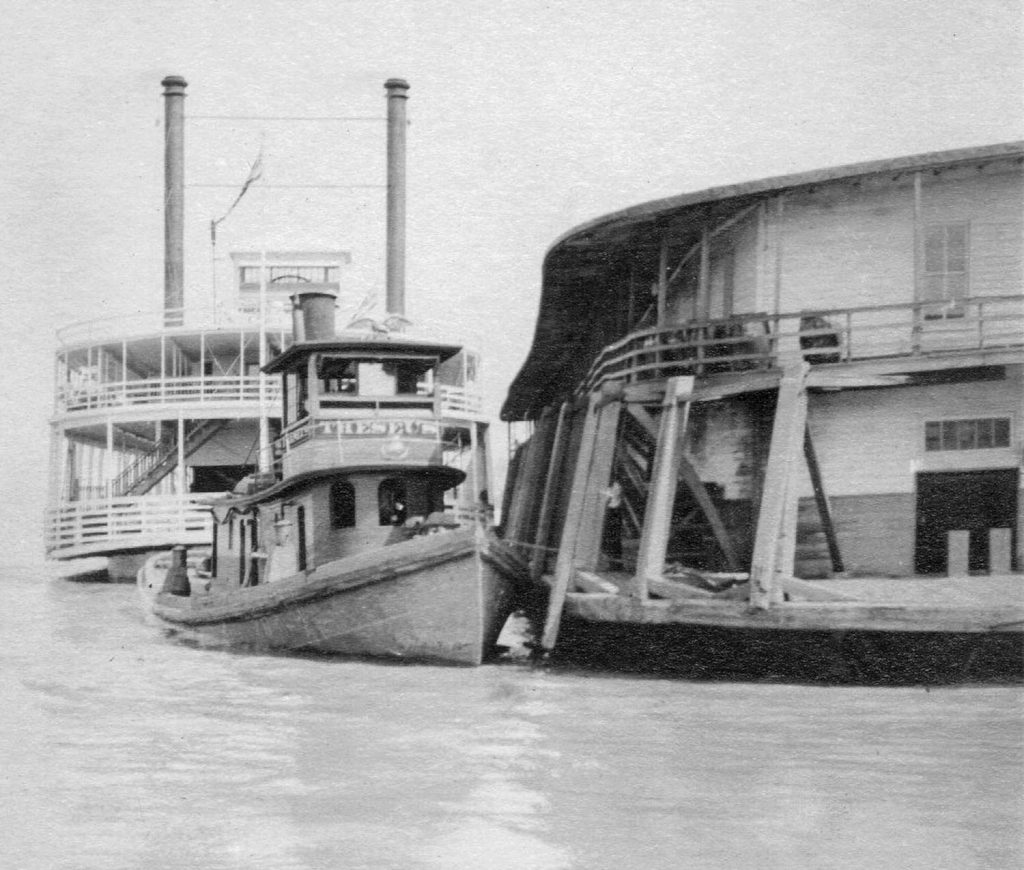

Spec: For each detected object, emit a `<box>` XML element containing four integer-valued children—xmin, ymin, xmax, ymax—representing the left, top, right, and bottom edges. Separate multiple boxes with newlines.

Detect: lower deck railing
<box><xmin>45</xmin><ymin>494</ymin><xmax>215</xmax><ymax>557</ymax></box>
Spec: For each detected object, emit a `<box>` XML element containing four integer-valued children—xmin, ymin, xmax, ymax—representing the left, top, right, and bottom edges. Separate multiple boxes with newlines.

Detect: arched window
<box><xmin>378</xmin><ymin>478</ymin><xmax>407</xmax><ymax>526</ymax></box>
<box><xmin>330</xmin><ymin>480</ymin><xmax>356</xmax><ymax>528</ymax></box>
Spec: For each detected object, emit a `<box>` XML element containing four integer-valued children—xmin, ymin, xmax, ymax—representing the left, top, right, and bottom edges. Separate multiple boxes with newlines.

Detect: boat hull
<box><xmin>138</xmin><ymin>530</ymin><xmax>518</xmax><ymax>665</ymax></box>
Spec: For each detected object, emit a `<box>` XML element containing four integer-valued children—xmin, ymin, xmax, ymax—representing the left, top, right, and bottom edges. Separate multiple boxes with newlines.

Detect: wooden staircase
<box><xmin>112</xmin><ymin>420</ymin><xmax>229</xmax><ymax>496</ymax></box>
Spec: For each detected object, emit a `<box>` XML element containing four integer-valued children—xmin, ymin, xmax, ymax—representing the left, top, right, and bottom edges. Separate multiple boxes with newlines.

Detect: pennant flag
<box><xmin>211</xmin><ymin>148</ymin><xmax>264</xmax><ymax>244</ymax></box>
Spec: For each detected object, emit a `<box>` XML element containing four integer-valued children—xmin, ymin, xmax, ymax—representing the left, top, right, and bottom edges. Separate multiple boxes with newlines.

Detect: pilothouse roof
<box><xmin>264</xmin><ymin>332</ymin><xmax>463</xmax><ymax>374</ymax></box>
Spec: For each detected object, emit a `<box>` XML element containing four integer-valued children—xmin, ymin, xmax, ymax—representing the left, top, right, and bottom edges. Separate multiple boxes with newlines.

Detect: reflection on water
<box><xmin>1</xmin><ymin>568</ymin><xmax>1021</xmax><ymax>869</ymax></box>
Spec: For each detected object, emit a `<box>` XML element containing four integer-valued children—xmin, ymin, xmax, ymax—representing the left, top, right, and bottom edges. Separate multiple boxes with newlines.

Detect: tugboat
<box><xmin>138</xmin><ymin>79</ymin><xmax>517</xmax><ymax>664</ymax></box>
<box><xmin>139</xmin><ymin>288</ymin><xmax>514</xmax><ymax>664</ymax></box>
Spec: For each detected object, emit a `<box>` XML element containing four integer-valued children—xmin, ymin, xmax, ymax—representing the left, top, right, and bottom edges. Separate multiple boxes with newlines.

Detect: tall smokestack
<box><xmin>162</xmin><ymin>75</ymin><xmax>187</xmax><ymax>326</ymax></box>
<box><xmin>384</xmin><ymin>78</ymin><xmax>408</xmax><ymax>319</ymax></box>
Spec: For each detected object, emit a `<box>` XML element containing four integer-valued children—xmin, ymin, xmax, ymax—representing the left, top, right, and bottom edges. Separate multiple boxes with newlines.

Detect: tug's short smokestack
<box><xmin>384</xmin><ymin>78</ymin><xmax>408</xmax><ymax>319</ymax></box>
<box><xmin>162</xmin><ymin>75</ymin><xmax>187</xmax><ymax>327</ymax></box>
<box><xmin>294</xmin><ymin>289</ymin><xmax>338</xmax><ymax>341</ymax></box>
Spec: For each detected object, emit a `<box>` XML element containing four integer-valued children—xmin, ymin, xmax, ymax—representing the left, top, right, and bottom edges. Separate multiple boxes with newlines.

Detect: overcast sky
<box><xmin>2</xmin><ymin>0</ymin><xmax>1021</xmax><ymax>563</ymax></box>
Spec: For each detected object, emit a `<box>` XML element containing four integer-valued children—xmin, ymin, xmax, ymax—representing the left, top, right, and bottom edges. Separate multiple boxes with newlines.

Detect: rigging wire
<box><xmin>189</xmin><ymin>115</ymin><xmax>386</xmax><ymax>122</ymax></box>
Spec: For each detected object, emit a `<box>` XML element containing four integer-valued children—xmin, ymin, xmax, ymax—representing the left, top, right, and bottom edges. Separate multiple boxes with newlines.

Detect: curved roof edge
<box><xmin>543</xmin><ymin>140</ymin><xmax>1024</xmax><ymax>259</ymax></box>
<box><xmin>501</xmin><ymin>140</ymin><xmax>1024</xmax><ymax>421</ymax></box>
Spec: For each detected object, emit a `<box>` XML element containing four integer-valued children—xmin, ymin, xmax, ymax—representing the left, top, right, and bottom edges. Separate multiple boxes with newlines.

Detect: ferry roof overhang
<box><xmin>500</xmin><ymin>140</ymin><xmax>1024</xmax><ymax>421</ymax></box>
<box><xmin>265</xmin><ymin>334</ymin><xmax>463</xmax><ymax>374</ymax></box>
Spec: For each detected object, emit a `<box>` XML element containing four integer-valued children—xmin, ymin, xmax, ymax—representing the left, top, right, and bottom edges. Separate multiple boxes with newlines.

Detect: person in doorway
<box><xmin>602</xmin><ymin>480</ymin><xmax>624</xmax><ymax>571</ymax></box>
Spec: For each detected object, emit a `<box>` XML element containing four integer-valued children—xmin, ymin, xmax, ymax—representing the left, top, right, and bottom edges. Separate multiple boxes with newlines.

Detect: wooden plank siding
<box><xmin>658</xmin><ymin>163</ymin><xmax>1023</xmax><ymax>326</ymax></box>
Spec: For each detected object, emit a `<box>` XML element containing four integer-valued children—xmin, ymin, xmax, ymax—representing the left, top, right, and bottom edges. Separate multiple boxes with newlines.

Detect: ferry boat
<box><xmin>134</xmin><ymin>76</ymin><xmax>517</xmax><ymax>664</ymax></box>
<box><xmin>47</xmin><ymin>76</ymin><xmax>490</xmax><ymax>588</ymax></box>
<box><xmin>497</xmin><ymin>141</ymin><xmax>1024</xmax><ymax>669</ymax></box>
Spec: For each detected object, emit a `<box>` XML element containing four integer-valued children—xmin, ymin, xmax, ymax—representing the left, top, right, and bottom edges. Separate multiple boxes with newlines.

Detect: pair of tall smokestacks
<box><xmin>159</xmin><ymin>76</ymin><xmax>409</xmax><ymax>327</ymax></box>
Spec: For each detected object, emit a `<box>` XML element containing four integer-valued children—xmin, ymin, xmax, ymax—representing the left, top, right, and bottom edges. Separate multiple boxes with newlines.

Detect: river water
<box><xmin>2</xmin><ymin>566</ymin><xmax>1021</xmax><ymax>870</ymax></box>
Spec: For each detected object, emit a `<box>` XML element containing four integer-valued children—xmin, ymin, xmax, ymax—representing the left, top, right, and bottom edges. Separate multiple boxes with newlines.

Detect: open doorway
<box><xmin>915</xmin><ymin>469</ymin><xmax>1018</xmax><ymax>574</ymax></box>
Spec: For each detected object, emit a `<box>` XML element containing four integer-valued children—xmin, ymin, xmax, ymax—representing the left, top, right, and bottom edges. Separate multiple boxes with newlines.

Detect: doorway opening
<box><xmin>915</xmin><ymin>469</ymin><xmax>1018</xmax><ymax>574</ymax></box>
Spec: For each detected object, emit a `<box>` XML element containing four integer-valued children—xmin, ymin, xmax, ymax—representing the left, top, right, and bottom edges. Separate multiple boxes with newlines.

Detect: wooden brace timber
<box><xmin>676</xmin><ymin>453</ymin><xmax>742</xmax><ymax>571</ymax></box>
<box><xmin>633</xmin><ymin>376</ymin><xmax>694</xmax><ymax>599</ymax></box>
<box><xmin>573</xmin><ymin>570</ymin><xmax>621</xmax><ymax>594</ymax></box>
<box><xmin>626</xmin><ymin>399</ymin><xmax>742</xmax><ymax>573</ymax></box>
<box><xmin>803</xmin><ymin>424</ymin><xmax>844</xmax><ymax>574</ymax></box>
<box><xmin>748</xmin><ymin>363</ymin><xmax>809</xmax><ymax>609</ymax></box>
<box><xmin>529</xmin><ymin>402</ymin><xmax>572</xmax><ymax>581</ymax></box>
<box><xmin>541</xmin><ymin>387</ymin><xmax>623</xmax><ymax>651</ymax></box>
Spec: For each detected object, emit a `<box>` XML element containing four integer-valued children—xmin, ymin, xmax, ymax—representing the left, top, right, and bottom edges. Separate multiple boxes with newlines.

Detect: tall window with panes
<box><xmin>921</xmin><ymin>222</ymin><xmax>969</xmax><ymax>307</ymax></box>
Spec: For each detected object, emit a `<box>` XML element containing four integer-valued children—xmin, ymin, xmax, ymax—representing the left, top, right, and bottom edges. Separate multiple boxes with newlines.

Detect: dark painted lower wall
<box><xmin>797</xmin><ymin>493</ymin><xmax>916</xmax><ymax>578</ymax></box>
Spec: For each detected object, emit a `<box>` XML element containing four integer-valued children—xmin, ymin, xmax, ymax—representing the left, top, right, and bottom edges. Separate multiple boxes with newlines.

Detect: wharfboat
<box><xmin>497</xmin><ymin>141</ymin><xmax>1024</xmax><ymax>676</ymax></box>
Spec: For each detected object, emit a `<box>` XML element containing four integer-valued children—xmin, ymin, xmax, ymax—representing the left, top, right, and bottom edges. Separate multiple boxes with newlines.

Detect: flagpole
<box><xmin>210</xmin><ymin>220</ymin><xmax>218</xmax><ymax>319</ymax></box>
<box><xmin>258</xmin><ymin>228</ymin><xmax>270</xmax><ymax>474</ymax></box>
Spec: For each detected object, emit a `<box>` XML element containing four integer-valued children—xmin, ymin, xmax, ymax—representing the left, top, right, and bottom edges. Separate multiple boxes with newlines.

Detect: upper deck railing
<box><xmin>580</xmin><ymin>294</ymin><xmax>1024</xmax><ymax>394</ymax></box>
<box><xmin>56</xmin><ymin>374</ymin><xmax>283</xmax><ymax>415</ymax></box>
<box><xmin>56</xmin><ymin>301</ymin><xmax>295</xmax><ymax>347</ymax></box>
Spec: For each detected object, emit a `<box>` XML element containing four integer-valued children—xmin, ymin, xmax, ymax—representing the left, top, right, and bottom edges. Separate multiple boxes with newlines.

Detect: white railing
<box><xmin>56</xmin><ymin>301</ymin><xmax>295</xmax><ymax>347</ymax></box>
<box><xmin>580</xmin><ymin>294</ymin><xmax>1024</xmax><ymax>393</ymax></box>
<box><xmin>45</xmin><ymin>493</ymin><xmax>215</xmax><ymax>557</ymax></box>
<box><xmin>56</xmin><ymin>375</ymin><xmax>282</xmax><ymax>414</ymax></box>
<box><xmin>438</xmin><ymin>385</ymin><xmax>484</xmax><ymax>416</ymax></box>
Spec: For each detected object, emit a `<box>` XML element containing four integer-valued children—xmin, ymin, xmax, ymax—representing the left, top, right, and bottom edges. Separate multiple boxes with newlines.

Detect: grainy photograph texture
<box><xmin>1</xmin><ymin>2</ymin><xmax>1022</xmax><ymax>868</ymax></box>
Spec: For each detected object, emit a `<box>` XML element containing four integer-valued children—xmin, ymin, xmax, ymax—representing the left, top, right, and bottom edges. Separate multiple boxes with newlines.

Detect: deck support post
<box><xmin>175</xmin><ymin>412</ymin><xmax>186</xmax><ymax>496</ymax></box>
<box><xmin>633</xmin><ymin>376</ymin><xmax>694</xmax><ymax>600</ymax></box>
<box><xmin>749</xmin><ymin>363</ymin><xmax>808</xmax><ymax>609</ymax></box>
<box><xmin>541</xmin><ymin>382</ymin><xmax>623</xmax><ymax>651</ymax></box>
<box><xmin>803</xmin><ymin>423</ymin><xmax>844</xmax><ymax>574</ymax></box>
<box><xmin>530</xmin><ymin>402</ymin><xmax>571</xmax><ymax>581</ymax></box>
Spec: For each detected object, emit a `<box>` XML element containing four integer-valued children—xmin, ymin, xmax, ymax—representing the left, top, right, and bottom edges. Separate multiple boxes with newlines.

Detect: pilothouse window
<box><xmin>317</xmin><ymin>356</ymin><xmax>435</xmax><ymax>398</ymax></box>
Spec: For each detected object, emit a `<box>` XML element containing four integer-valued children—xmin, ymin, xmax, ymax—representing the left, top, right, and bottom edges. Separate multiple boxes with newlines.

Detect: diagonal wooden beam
<box><xmin>625</xmin><ymin>403</ymin><xmax>659</xmax><ymax>441</ymax></box>
<box><xmin>676</xmin><ymin>453</ymin><xmax>742</xmax><ymax>571</ymax></box>
<box><xmin>803</xmin><ymin>423</ymin><xmax>844</xmax><ymax>574</ymax></box>
<box><xmin>630</xmin><ymin>391</ymin><xmax>740</xmax><ymax>571</ymax></box>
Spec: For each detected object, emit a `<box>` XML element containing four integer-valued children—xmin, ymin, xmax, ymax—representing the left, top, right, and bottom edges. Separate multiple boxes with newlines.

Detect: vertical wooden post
<box><xmin>912</xmin><ymin>172</ymin><xmax>923</xmax><ymax>354</ymax></box>
<box><xmin>633</xmin><ymin>376</ymin><xmax>694</xmax><ymax>599</ymax></box>
<box><xmin>541</xmin><ymin>382</ymin><xmax>623</xmax><ymax>651</ymax></box>
<box><xmin>657</xmin><ymin>236</ymin><xmax>669</xmax><ymax>327</ymax></box>
<box><xmin>698</xmin><ymin>228</ymin><xmax>710</xmax><ymax>321</ymax></box>
<box><xmin>772</xmin><ymin>196</ymin><xmax>785</xmax><ymax>317</ymax></box>
<box><xmin>530</xmin><ymin>402</ymin><xmax>571</xmax><ymax>580</ymax></box>
<box><xmin>749</xmin><ymin>363</ymin><xmax>808</xmax><ymax>609</ymax></box>
<box><xmin>176</xmin><ymin>412</ymin><xmax>186</xmax><ymax>496</ymax></box>
<box><xmin>803</xmin><ymin>424</ymin><xmax>844</xmax><ymax>573</ymax></box>
<box><xmin>755</xmin><ymin>203</ymin><xmax>767</xmax><ymax>312</ymax></box>
<box><xmin>105</xmin><ymin>419</ymin><xmax>114</xmax><ymax>497</ymax></box>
